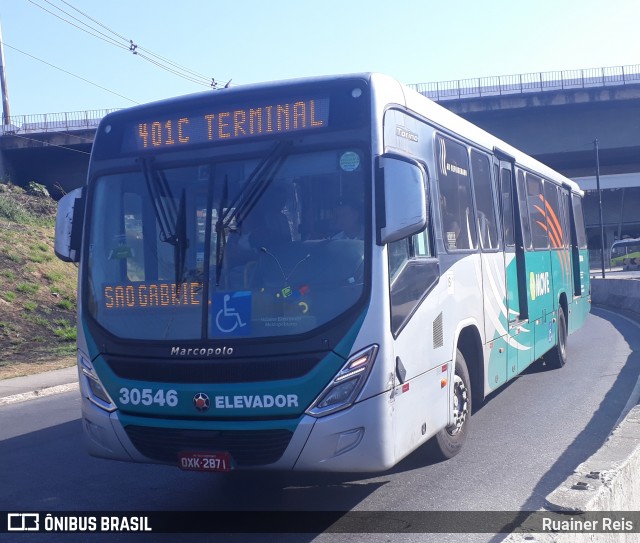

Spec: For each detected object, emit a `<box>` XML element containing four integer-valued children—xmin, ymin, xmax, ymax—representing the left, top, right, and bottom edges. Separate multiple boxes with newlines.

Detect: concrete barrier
<box><xmin>590</xmin><ymin>278</ymin><xmax>640</xmax><ymax>317</ymax></box>
<box><xmin>505</xmin><ymin>277</ymin><xmax>640</xmax><ymax>542</ymax></box>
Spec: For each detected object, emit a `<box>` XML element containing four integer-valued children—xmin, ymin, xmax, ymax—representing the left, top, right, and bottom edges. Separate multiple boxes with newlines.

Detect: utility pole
<box><xmin>594</xmin><ymin>139</ymin><xmax>606</xmax><ymax>278</ymax></box>
<box><xmin>0</xmin><ymin>22</ymin><xmax>11</xmax><ymax>126</ymax></box>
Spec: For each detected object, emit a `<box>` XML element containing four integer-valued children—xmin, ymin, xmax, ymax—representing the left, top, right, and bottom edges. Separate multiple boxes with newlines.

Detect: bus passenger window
<box><xmin>470</xmin><ymin>150</ymin><xmax>498</xmax><ymax>250</ymax></box>
<box><xmin>413</xmin><ymin>229</ymin><xmax>431</xmax><ymax>257</ymax></box>
<box><xmin>441</xmin><ymin>194</ymin><xmax>461</xmax><ymax>249</ymax></box>
<box><xmin>517</xmin><ymin>170</ymin><xmax>532</xmax><ymax>250</ymax></box>
<box><xmin>526</xmin><ymin>173</ymin><xmax>548</xmax><ymax>249</ymax></box>
<box><xmin>543</xmin><ymin>181</ymin><xmax>563</xmax><ymax>249</ymax></box>
<box><xmin>500</xmin><ymin>168</ymin><xmax>515</xmax><ymax>247</ymax></box>
<box><xmin>436</xmin><ymin>135</ymin><xmax>477</xmax><ymax>251</ymax></box>
<box><xmin>388</xmin><ymin>239</ymin><xmax>410</xmax><ymax>279</ymax></box>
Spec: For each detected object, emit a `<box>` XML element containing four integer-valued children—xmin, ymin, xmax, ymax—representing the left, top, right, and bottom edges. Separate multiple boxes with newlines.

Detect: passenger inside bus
<box><xmin>440</xmin><ymin>194</ymin><xmax>461</xmax><ymax>249</ymax></box>
<box><xmin>329</xmin><ymin>197</ymin><xmax>364</xmax><ymax>240</ymax></box>
<box><xmin>226</xmin><ymin>182</ymin><xmax>292</xmax><ymax>287</ymax></box>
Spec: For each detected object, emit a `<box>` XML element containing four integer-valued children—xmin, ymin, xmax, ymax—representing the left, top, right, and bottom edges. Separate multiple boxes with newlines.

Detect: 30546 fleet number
<box><xmin>119</xmin><ymin>387</ymin><xmax>178</xmax><ymax>407</ymax></box>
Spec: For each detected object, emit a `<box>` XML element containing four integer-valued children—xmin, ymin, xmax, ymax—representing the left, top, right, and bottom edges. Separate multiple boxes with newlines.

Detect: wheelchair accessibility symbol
<box><xmin>212</xmin><ymin>291</ymin><xmax>251</xmax><ymax>336</ymax></box>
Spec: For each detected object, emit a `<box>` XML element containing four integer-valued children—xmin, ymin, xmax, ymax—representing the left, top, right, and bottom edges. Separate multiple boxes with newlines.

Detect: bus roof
<box><xmin>395</xmin><ymin>74</ymin><xmax>583</xmax><ymax>195</ymax></box>
<box><xmin>612</xmin><ymin>237</ymin><xmax>640</xmax><ymax>246</ymax></box>
<box><xmin>100</xmin><ymin>72</ymin><xmax>582</xmax><ymax>195</ymax></box>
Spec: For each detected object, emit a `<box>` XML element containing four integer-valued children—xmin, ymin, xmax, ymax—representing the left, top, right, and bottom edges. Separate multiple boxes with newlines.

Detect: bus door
<box><xmin>496</xmin><ymin>150</ymin><xmax>530</xmax><ymax>379</ymax></box>
<box><xmin>567</xmin><ymin>190</ymin><xmax>584</xmax><ymax>298</ymax></box>
<box><xmin>497</xmin><ymin>160</ymin><xmax>521</xmax><ymax>380</ymax></box>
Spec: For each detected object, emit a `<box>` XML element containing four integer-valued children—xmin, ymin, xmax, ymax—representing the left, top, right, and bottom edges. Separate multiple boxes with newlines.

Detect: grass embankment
<box><xmin>0</xmin><ymin>182</ymin><xmax>77</xmax><ymax>379</ymax></box>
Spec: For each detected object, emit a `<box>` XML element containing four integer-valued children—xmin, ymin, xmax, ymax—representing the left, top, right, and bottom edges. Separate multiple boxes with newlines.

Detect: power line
<box><xmin>3</xmin><ymin>42</ymin><xmax>139</xmax><ymax>104</ymax></box>
<box><xmin>136</xmin><ymin>52</ymin><xmax>213</xmax><ymax>87</ymax></box>
<box><xmin>57</xmin><ymin>0</ymin><xmax>130</xmax><ymax>43</ymax></box>
<box><xmin>26</xmin><ymin>0</ymin><xmax>228</xmax><ymax>89</ymax></box>
<box><xmin>56</xmin><ymin>0</ymin><xmax>216</xmax><ymax>84</ymax></box>
<box><xmin>26</xmin><ymin>0</ymin><xmax>130</xmax><ymax>52</ymax></box>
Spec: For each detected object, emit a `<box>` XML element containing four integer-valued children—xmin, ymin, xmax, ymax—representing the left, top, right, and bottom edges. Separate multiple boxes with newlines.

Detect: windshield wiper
<box><xmin>214</xmin><ymin>176</ymin><xmax>229</xmax><ymax>287</ymax></box>
<box><xmin>220</xmin><ymin>140</ymin><xmax>291</xmax><ymax>230</ymax></box>
<box><xmin>214</xmin><ymin>141</ymin><xmax>291</xmax><ymax>286</ymax></box>
<box><xmin>174</xmin><ymin>189</ymin><xmax>188</xmax><ymax>284</ymax></box>
<box><xmin>140</xmin><ymin>159</ymin><xmax>189</xmax><ymax>284</ymax></box>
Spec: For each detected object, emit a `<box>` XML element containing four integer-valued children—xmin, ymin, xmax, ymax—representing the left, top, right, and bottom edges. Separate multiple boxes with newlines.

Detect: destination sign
<box><xmin>103</xmin><ymin>281</ymin><xmax>202</xmax><ymax>310</ymax></box>
<box><xmin>122</xmin><ymin>97</ymin><xmax>330</xmax><ymax>152</ymax></box>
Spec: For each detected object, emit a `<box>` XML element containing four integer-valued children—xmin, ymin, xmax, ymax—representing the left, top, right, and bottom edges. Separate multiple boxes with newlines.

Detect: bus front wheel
<box><xmin>426</xmin><ymin>349</ymin><xmax>471</xmax><ymax>461</ymax></box>
<box><xmin>545</xmin><ymin>306</ymin><xmax>567</xmax><ymax>369</ymax></box>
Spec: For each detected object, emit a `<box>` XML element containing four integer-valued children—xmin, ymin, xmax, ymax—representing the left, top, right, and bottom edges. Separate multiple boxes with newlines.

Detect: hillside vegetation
<box><xmin>0</xmin><ymin>181</ymin><xmax>77</xmax><ymax>378</ymax></box>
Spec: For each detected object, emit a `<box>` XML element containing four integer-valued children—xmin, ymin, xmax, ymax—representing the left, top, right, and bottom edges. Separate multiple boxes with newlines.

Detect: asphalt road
<box><xmin>1</xmin><ymin>307</ymin><xmax>639</xmax><ymax>543</ymax></box>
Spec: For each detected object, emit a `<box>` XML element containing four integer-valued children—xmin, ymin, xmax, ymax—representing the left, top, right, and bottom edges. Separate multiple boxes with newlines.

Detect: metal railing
<box><xmin>409</xmin><ymin>64</ymin><xmax>640</xmax><ymax>101</ymax></box>
<box><xmin>0</xmin><ymin>109</ymin><xmax>119</xmax><ymax>135</ymax></box>
<box><xmin>5</xmin><ymin>64</ymin><xmax>640</xmax><ymax>132</ymax></box>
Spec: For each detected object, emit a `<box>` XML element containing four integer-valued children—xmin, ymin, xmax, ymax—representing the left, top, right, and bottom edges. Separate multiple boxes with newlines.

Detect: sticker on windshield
<box><xmin>339</xmin><ymin>151</ymin><xmax>360</xmax><ymax>172</ymax></box>
<box><xmin>211</xmin><ymin>291</ymin><xmax>252</xmax><ymax>336</ymax></box>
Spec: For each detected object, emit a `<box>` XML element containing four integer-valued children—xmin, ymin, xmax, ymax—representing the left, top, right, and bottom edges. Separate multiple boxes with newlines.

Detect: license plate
<box><xmin>178</xmin><ymin>451</ymin><xmax>233</xmax><ymax>472</ymax></box>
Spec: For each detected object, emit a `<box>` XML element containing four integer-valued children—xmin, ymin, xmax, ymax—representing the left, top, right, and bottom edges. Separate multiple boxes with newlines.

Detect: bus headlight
<box><xmin>79</xmin><ymin>353</ymin><xmax>117</xmax><ymax>412</ymax></box>
<box><xmin>306</xmin><ymin>345</ymin><xmax>378</xmax><ymax>417</ymax></box>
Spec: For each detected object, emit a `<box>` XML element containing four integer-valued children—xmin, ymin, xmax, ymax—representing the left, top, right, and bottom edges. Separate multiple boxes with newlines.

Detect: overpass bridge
<box><xmin>407</xmin><ymin>64</ymin><xmax>640</xmax><ymax>258</ymax></box>
<box><xmin>0</xmin><ymin>109</ymin><xmax>115</xmax><ymax>194</ymax></box>
<box><xmin>2</xmin><ymin>64</ymin><xmax>640</xmax><ymax>261</ymax></box>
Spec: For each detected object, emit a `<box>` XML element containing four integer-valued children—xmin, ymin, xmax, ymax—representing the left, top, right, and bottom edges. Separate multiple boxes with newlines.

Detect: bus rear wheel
<box><xmin>426</xmin><ymin>349</ymin><xmax>471</xmax><ymax>461</ymax></box>
<box><xmin>545</xmin><ymin>306</ymin><xmax>567</xmax><ymax>369</ymax></box>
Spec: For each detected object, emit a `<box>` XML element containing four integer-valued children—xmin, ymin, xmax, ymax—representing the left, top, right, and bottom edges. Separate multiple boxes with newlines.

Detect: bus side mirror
<box><xmin>377</xmin><ymin>155</ymin><xmax>427</xmax><ymax>245</ymax></box>
<box><xmin>55</xmin><ymin>187</ymin><xmax>85</xmax><ymax>263</ymax></box>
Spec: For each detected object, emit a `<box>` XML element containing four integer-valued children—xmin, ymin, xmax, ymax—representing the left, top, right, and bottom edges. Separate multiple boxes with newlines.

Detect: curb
<box><xmin>0</xmin><ymin>366</ymin><xmax>78</xmax><ymax>406</ymax></box>
<box><xmin>504</xmin><ymin>406</ymin><xmax>640</xmax><ymax>543</ymax></box>
<box><xmin>0</xmin><ymin>382</ymin><xmax>79</xmax><ymax>406</ymax></box>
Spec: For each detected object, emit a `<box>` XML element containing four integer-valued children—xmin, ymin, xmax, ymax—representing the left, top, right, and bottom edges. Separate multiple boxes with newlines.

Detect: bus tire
<box><xmin>426</xmin><ymin>349</ymin><xmax>471</xmax><ymax>461</ymax></box>
<box><xmin>545</xmin><ymin>306</ymin><xmax>567</xmax><ymax>369</ymax></box>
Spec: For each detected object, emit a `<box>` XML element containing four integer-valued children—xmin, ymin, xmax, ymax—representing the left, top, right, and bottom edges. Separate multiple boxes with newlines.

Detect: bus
<box><xmin>54</xmin><ymin>73</ymin><xmax>590</xmax><ymax>473</ymax></box>
<box><xmin>610</xmin><ymin>238</ymin><xmax>640</xmax><ymax>270</ymax></box>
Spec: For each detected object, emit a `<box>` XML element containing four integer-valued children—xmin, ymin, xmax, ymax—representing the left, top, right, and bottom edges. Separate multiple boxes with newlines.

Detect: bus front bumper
<box><xmin>80</xmin><ymin>389</ymin><xmax>396</xmax><ymax>473</ymax></box>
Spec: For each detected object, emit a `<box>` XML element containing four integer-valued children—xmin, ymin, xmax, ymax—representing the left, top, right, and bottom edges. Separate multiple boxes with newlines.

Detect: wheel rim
<box><xmin>559</xmin><ymin>317</ymin><xmax>567</xmax><ymax>360</ymax></box>
<box><xmin>447</xmin><ymin>373</ymin><xmax>469</xmax><ymax>436</ymax></box>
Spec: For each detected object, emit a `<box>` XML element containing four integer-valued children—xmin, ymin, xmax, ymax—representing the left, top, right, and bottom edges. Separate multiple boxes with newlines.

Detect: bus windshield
<box><xmin>86</xmin><ymin>146</ymin><xmax>367</xmax><ymax>340</ymax></box>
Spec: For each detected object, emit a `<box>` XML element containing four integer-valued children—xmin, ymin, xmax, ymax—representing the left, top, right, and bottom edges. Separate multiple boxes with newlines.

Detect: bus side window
<box><xmin>516</xmin><ymin>170</ymin><xmax>532</xmax><ymax>250</ymax></box>
<box><xmin>388</xmin><ymin>239</ymin><xmax>410</xmax><ymax>279</ymax></box>
<box><xmin>413</xmin><ymin>229</ymin><xmax>432</xmax><ymax>257</ymax></box>
<box><xmin>543</xmin><ymin>180</ymin><xmax>563</xmax><ymax>249</ymax></box>
<box><xmin>436</xmin><ymin>135</ymin><xmax>477</xmax><ymax>251</ymax></box>
<box><xmin>470</xmin><ymin>150</ymin><xmax>498</xmax><ymax>250</ymax></box>
<box><xmin>388</xmin><ymin>225</ymin><xmax>438</xmax><ymax>335</ymax></box>
<box><xmin>500</xmin><ymin>168</ymin><xmax>515</xmax><ymax>247</ymax></box>
<box><xmin>526</xmin><ymin>173</ymin><xmax>548</xmax><ymax>250</ymax></box>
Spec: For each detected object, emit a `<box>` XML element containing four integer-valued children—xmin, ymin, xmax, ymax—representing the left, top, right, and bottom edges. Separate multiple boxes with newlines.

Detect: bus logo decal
<box><xmin>395</xmin><ymin>126</ymin><xmax>418</xmax><ymax>143</ymax></box>
<box><xmin>170</xmin><ymin>346</ymin><xmax>234</xmax><ymax>357</ymax></box>
<box><xmin>530</xmin><ymin>271</ymin><xmax>550</xmax><ymax>300</ymax></box>
<box><xmin>193</xmin><ymin>393</ymin><xmax>211</xmax><ymax>412</ymax></box>
<box><xmin>438</xmin><ymin>137</ymin><xmax>447</xmax><ymax>176</ymax></box>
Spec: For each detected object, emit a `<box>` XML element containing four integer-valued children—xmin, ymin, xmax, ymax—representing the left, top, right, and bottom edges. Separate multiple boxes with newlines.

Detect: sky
<box><xmin>1</xmin><ymin>0</ymin><xmax>639</xmax><ymax>116</ymax></box>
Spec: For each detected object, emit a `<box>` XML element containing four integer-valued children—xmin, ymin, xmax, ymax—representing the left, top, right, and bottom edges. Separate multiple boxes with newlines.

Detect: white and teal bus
<box><xmin>610</xmin><ymin>238</ymin><xmax>640</xmax><ymax>270</ymax></box>
<box><xmin>55</xmin><ymin>74</ymin><xmax>590</xmax><ymax>472</ymax></box>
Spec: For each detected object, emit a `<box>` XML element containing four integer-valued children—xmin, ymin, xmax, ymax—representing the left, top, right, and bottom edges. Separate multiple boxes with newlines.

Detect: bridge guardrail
<box><xmin>409</xmin><ymin>64</ymin><xmax>640</xmax><ymax>101</ymax></box>
<box><xmin>5</xmin><ymin>63</ymin><xmax>640</xmax><ymax>134</ymax></box>
<box><xmin>0</xmin><ymin>109</ymin><xmax>119</xmax><ymax>135</ymax></box>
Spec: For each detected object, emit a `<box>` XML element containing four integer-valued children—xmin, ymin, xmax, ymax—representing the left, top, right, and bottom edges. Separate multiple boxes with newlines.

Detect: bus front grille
<box><xmin>124</xmin><ymin>425</ymin><xmax>293</xmax><ymax>466</ymax></box>
<box><xmin>106</xmin><ymin>356</ymin><xmax>320</xmax><ymax>383</ymax></box>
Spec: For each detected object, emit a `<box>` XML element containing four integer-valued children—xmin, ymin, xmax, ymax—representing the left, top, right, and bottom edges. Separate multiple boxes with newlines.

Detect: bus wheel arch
<box><xmin>457</xmin><ymin>324</ymin><xmax>484</xmax><ymax>412</ymax></box>
<box><xmin>425</xmin><ymin>348</ymin><xmax>471</xmax><ymax>461</ymax></box>
<box><xmin>424</xmin><ymin>325</ymin><xmax>481</xmax><ymax>462</ymax></box>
